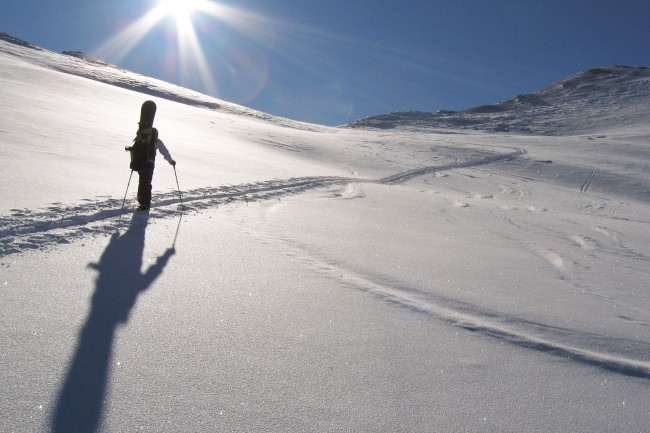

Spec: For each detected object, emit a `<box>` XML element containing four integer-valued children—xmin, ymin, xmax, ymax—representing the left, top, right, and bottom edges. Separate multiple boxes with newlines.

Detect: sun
<box><xmin>95</xmin><ymin>0</ymin><xmax>271</xmax><ymax>101</ymax></box>
<box><xmin>158</xmin><ymin>0</ymin><xmax>199</xmax><ymax>19</ymax></box>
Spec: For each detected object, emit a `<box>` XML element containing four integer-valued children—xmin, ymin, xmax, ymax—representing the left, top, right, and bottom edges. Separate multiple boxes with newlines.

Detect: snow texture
<box><xmin>1</xmin><ymin>34</ymin><xmax>649</xmax><ymax>432</ymax></box>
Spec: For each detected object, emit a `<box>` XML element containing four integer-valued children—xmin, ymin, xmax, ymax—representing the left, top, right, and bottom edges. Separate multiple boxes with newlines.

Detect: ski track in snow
<box><xmin>0</xmin><ymin>149</ymin><xmax>524</xmax><ymax>258</ymax></box>
<box><xmin>346</xmin><ymin>275</ymin><xmax>650</xmax><ymax>379</ymax></box>
<box><xmin>379</xmin><ymin>148</ymin><xmax>524</xmax><ymax>184</ymax></box>
<box><xmin>581</xmin><ymin>169</ymin><xmax>598</xmax><ymax>193</ymax></box>
<box><xmin>0</xmin><ymin>177</ymin><xmax>351</xmax><ymax>258</ymax></box>
<box><xmin>5</xmin><ymin>147</ymin><xmax>650</xmax><ymax>379</ymax></box>
<box><xmin>238</xmin><ymin>227</ymin><xmax>650</xmax><ymax>380</ymax></box>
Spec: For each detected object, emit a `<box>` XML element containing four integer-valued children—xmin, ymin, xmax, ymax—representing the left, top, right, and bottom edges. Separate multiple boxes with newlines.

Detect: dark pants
<box><xmin>137</xmin><ymin>162</ymin><xmax>155</xmax><ymax>208</ymax></box>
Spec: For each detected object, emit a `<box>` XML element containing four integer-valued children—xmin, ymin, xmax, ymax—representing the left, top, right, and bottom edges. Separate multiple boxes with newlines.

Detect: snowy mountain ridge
<box><xmin>0</xmin><ymin>32</ymin><xmax>321</xmax><ymax>131</ymax></box>
<box><xmin>3</xmin><ymin>32</ymin><xmax>648</xmax><ymax>135</ymax></box>
<box><xmin>0</xmin><ymin>32</ymin><xmax>216</xmax><ymax>109</ymax></box>
<box><xmin>348</xmin><ymin>66</ymin><xmax>650</xmax><ymax>135</ymax></box>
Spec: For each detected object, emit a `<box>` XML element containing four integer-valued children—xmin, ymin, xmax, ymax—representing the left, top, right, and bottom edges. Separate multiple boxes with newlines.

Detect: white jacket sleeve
<box><xmin>155</xmin><ymin>139</ymin><xmax>174</xmax><ymax>164</ymax></box>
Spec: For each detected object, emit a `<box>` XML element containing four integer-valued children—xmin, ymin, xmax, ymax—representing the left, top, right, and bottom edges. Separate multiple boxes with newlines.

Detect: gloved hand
<box><xmin>170</xmin><ymin>160</ymin><xmax>176</xmax><ymax>167</ymax></box>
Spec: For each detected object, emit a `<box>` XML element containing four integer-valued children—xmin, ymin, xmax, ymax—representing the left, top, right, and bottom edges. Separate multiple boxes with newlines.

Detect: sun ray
<box><xmin>94</xmin><ymin>8</ymin><xmax>166</xmax><ymax>63</ymax></box>
<box><xmin>174</xmin><ymin>13</ymin><xmax>218</xmax><ymax>95</ymax></box>
<box><xmin>91</xmin><ymin>0</ymin><xmax>305</xmax><ymax>104</ymax></box>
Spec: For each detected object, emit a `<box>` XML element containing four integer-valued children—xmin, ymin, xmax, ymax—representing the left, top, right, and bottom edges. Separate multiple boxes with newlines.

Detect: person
<box><xmin>137</xmin><ymin>127</ymin><xmax>176</xmax><ymax>211</ymax></box>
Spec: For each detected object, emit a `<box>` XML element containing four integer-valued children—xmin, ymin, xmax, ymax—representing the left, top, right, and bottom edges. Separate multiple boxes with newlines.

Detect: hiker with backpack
<box><xmin>134</xmin><ymin>127</ymin><xmax>176</xmax><ymax>211</ymax></box>
<box><xmin>125</xmin><ymin>101</ymin><xmax>177</xmax><ymax>212</ymax></box>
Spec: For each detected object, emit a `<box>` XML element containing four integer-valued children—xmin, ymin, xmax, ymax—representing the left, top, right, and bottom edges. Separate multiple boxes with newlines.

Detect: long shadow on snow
<box><xmin>52</xmin><ymin>212</ymin><xmax>175</xmax><ymax>433</ymax></box>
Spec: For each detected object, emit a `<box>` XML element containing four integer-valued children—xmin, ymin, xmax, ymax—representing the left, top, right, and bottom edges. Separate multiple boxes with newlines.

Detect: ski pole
<box><xmin>173</xmin><ymin>165</ymin><xmax>183</xmax><ymax>208</ymax></box>
<box><xmin>117</xmin><ymin>170</ymin><xmax>134</xmax><ymax>228</ymax></box>
<box><xmin>121</xmin><ymin>170</ymin><xmax>134</xmax><ymax>210</ymax></box>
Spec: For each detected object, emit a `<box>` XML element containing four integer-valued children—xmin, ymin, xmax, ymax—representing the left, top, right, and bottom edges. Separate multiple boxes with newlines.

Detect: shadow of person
<box><xmin>52</xmin><ymin>213</ymin><xmax>175</xmax><ymax>433</ymax></box>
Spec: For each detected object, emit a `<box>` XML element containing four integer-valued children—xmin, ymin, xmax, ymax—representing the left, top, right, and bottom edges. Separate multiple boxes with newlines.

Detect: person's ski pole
<box><xmin>121</xmin><ymin>170</ymin><xmax>134</xmax><ymax>209</ymax></box>
<box><xmin>173</xmin><ymin>165</ymin><xmax>183</xmax><ymax>208</ymax></box>
<box><xmin>117</xmin><ymin>170</ymin><xmax>134</xmax><ymax>227</ymax></box>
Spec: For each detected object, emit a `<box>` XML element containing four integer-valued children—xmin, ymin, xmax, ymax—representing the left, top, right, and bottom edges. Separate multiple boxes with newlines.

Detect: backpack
<box><xmin>128</xmin><ymin>128</ymin><xmax>154</xmax><ymax>171</ymax></box>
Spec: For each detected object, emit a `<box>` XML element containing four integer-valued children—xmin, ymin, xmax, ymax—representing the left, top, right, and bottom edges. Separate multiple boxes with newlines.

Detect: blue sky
<box><xmin>2</xmin><ymin>0</ymin><xmax>649</xmax><ymax>125</ymax></box>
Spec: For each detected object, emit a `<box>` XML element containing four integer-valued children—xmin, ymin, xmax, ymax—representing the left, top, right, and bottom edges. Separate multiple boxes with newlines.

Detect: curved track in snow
<box><xmin>3</xmin><ymin>147</ymin><xmax>649</xmax><ymax>380</ymax></box>
<box><xmin>378</xmin><ymin>148</ymin><xmax>525</xmax><ymax>184</ymax></box>
<box><xmin>0</xmin><ymin>149</ymin><xmax>524</xmax><ymax>258</ymax></box>
<box><xmin>0</xmin><ymin>177</ymin><xmax>351</xmax><ymax>257</ymax></box>
<box><xmin>581</xmin><ymin>169</ymin><xmax>599</xmax><ymax>193</ymax></box>
<box><xmin>274</xmin><ymin>248</ymin><xmax>650</xmax><ymax>379</ymax></box>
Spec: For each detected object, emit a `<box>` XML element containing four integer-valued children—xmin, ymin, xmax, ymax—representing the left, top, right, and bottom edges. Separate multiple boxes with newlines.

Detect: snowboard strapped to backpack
<box><xmin>125</xmin><ymin>101</ymin><xmax>157</xmax><ymax>172</ymax></box>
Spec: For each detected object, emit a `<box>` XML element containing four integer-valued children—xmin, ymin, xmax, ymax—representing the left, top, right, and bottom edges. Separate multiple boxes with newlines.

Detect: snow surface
<box><xmin>1</xmin><ymin>35</ymin><xmax>650</xmax><ymax>432</ymax></box>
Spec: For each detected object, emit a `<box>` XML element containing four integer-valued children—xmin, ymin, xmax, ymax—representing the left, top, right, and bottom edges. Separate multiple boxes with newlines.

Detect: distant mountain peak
<box><xmin>348</xmin><ymin>66</ymin><xmax>650</xmax><ymax>135</ymax></box>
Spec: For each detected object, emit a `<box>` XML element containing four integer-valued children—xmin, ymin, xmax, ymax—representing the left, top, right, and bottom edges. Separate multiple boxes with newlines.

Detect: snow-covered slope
<box><xmin>348</xmin><ymin>66</ymin><xmax>650</xmax><ymax>135</ymax></box>
<box><xmin>1</xmin><ymin>34</ymin><xmax>649</xmax><ymax>433</ymax></box>
<box><xmin>0</xmin><ymin>32</ymin><xmax>320</xmax><ymax>131</ymax></box>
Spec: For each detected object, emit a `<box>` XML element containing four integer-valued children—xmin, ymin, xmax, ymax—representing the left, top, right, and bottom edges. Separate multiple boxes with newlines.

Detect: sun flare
<box><xmin>158</xmin><ymin>0</ymin><xmax>199</xmax><ymax>19</ymax></box>
<box><xmin>95</xmin><ymin>0</ymin><xmax>272</xmax><ymax>103</ymax></box>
